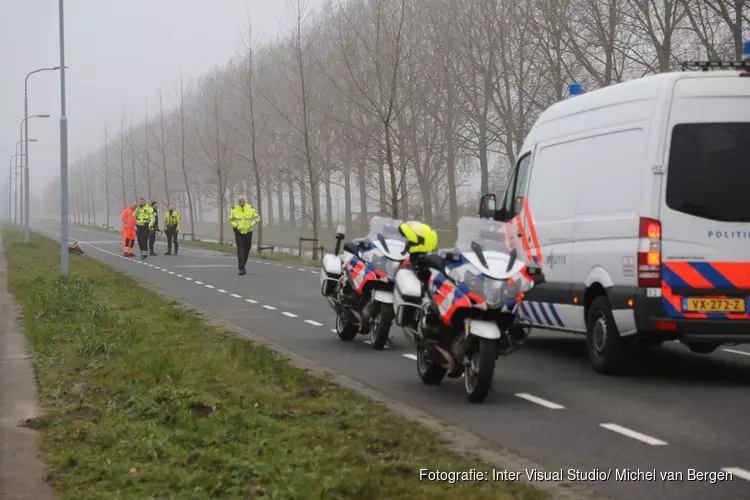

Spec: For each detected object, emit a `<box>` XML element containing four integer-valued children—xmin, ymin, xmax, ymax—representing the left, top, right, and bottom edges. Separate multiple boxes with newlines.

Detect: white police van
<box><xmin>479</xmin><ymin>43</ymin><xmax>750</xmax><ymax>374</ymax></box>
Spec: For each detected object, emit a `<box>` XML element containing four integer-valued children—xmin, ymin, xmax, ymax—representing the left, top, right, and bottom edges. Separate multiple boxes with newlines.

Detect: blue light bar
<box><xmin>567</xmin><ymin>83</ymin><xmax>582</xmax><ymax>97</ymax></box>
<box><xmin>743</xmin><ymin>41</ymin><xmax>750</xmax><ymax>61</ymax></box>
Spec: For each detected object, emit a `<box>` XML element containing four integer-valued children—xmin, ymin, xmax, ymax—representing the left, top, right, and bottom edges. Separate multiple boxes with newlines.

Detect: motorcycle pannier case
<box><xmin>320</xmin><ymin>254</ymin><xmax>342</xmax><ymax>296</ymax></box>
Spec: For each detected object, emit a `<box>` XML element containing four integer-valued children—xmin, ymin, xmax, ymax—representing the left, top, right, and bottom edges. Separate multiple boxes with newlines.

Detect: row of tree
<box><xmin>44</xmin><ymin>0</ymin><xmax>748</xmax><ymax>257</ymax></box>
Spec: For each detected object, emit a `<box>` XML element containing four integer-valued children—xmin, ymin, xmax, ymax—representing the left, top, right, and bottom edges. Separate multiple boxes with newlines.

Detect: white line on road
<box><xmin>194</xmin><ymin>281</ymin><xmax>203</xmax><ymax>284</ymax></box>
<box><xmin>168</xmin><ymin>271</ymin><xmax>175</xmax><ymax>274</ymax></box>
<box><xmin>721</xmin><ymin>467</ymin><xmax>750</xmax><ymax>481</ymax></box>
<box><xmin>331</xmin><ymin>329</ymin><xmax>336</xmax><ymax>333</ymax></box>
<box><xmin>515</xmin><ymin>393</ymin><xmax>565</xmax><ymax>410</ymax></box>
<box><xmin>402</xmin><ymin>354</ymin><xmax>418</xmax><ymax>360</ymax></box>
<box><xmin>205</xmin><ymin>285</ymin><xmax>215</xmax><ymax>289</ymax></box>
<box><xmin>176</xmin><ymin>274</ymin><xmax>183</xmax><ymax>278</ymax></box>
<box><xmin>185</xmin><ymin>277</ymin><xmax>193</xmax><ymax>281</ymax></box>
<box><xmin>363</xmin><ymin>340</ymin><xmax>390</xmax><ymax>349</ymax></box>
<box><xmin>230</xmin><ymin>293</ymin><xmax>241</xmax><ymax>298</ymax></box>
<box><xmin>217</xmin><ymin>289</ymin><xmax>227</xmax><ymax>293</ymax></box>
<box><xmin>304</xmin><ymin>319</ymin><xmax>322</xmax><ymax>326</ymax></box>
<box><xmin>171</xmin><ymin>264</ymin><xmax>235</xmax><ymax>268</ymax></box>
<box><xmin>600</xmin><ymin>423</ymin><xmax>667</xmax><ymax>446</ymax></box>
<box><xmin>722</xmin><ymin>348</ymin><xmax>750</xmax><ymax>357</ymax></box>
<box><xmin>262</xmin><ymin>305</ymin><xmax>276</xmax><ymax>310</ymax></box>
<box><xmin>286</xmin><ymin>266</ymin><xmax>294</xmax><ymax>269</ymax></box>
<box><xmin>297</xmin><ymin>268</ymin><xmax>306</xmax><ymax>271</ymax></box>
<box><xmin>246</xmin><ymin>299</ymin><xmax>258</xmax><ymax>304</ymax></box>
<box><xmin>274</xmin><ymin>264</ymin><xmax>282</xmax><ymax>267</ymax></box>
<box><xmin>282</xmin><ymin>312</ymin><xmax>298</xmax><ymax>317</ymax></box>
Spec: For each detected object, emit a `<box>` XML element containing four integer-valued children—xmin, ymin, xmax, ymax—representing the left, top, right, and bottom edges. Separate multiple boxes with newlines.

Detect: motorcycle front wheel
<box><xmin>464</xmin><ymin>337</ymin><xmax>496</xmax><ymax>403</ymax></box>
<box><xmin>369</xmin><ymin>302</ymin><xmax>394</xmax><ymax>350</ymax></box>
<box><xmin>336</xmin><ymin>311</ymin><xmax>358</xmax><ymax>341</ymax></box>
<box><xmin>416</xmin><ymin>344</ymin><xmax>447</xmax><ymax>384</ymax></box>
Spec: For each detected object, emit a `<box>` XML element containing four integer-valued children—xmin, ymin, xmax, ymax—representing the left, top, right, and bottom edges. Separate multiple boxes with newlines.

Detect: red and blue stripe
<box><xmin>661</xmin><ymin>262</ymin><xmax>750</xmax><ymax>320</ymax></box>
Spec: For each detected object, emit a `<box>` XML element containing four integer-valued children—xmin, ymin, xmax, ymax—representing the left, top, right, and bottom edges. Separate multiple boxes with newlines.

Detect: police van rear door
<box><xmin>659</xmin><ymin>74</ymin><xmax>750</xmax><ymax>320</ymax></box>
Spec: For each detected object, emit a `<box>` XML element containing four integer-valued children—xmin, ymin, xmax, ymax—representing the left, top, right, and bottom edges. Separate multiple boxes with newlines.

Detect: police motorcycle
<box><xmin>393</xmin><ymin>216</ymin><xmax>545</xmax><ymax>403</ymax></box>
<box><xmin>319</xmin><ymin>217</ymin><xmax>409</xmax><ymax>350</ymax></box>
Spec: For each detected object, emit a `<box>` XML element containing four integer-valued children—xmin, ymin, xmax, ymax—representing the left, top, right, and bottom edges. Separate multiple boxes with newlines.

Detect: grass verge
<box><xmin>72</xmin><ymin>223</ymin><xmax>322</xmax><ymax>267</ymax></box>
<box><xmin>2</xmin><ymin>228</ymin><xmax>546</xmax><ymax>500</ymax></box>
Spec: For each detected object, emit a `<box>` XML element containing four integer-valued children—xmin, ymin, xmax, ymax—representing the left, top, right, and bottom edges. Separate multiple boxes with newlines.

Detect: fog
<box><xmin>1</xmin><ymin>0</ymin><xmax>296</xmax><ymax>198</ymax></box>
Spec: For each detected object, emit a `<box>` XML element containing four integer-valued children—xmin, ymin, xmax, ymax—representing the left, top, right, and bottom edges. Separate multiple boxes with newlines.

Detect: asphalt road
<box><xmin>33</xmin><ymin>222</ymin><xmax>750</xmax><ymax>500</ymax></box>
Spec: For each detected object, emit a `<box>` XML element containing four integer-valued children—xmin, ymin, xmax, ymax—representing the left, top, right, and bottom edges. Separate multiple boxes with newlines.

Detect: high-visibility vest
<box><xmin>121</xmin><ymin>207</ymin><xmax>136</xmax><ymax>228</ymax></box>
<box><xmin>134</xmin><ymin>205</ymin><xmax>155</xmax><ymax>227</ymax></box>
<box><xmin>227</xmin><ymin>204</ymin><xmax>260</xmax><ymax>234</ymax></box>
<box><xmin>164</xmin><ymin>210</ymin><xmax>180</xmax><ymax>231</ymax></box>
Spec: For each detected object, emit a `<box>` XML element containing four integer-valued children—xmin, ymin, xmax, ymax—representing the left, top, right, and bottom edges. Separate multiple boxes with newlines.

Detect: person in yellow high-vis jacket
<box><xmin>163</xmin><ymin>205</ymin><xmax>181</xmax><ymax>256</ymax></box>
<box><xmin>133</xmin><ymin>198</ymin><xmax>155</xmax><ymax>259</ymax></box>
<box><xmin>227</xmin><ymin>196</ymin><xmax>260</xmax><ymax>275</ymax></box>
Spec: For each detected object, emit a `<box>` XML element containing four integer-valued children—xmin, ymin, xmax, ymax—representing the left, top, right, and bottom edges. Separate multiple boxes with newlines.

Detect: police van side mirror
<box><xmin>479</xmin><ymin>193</ymin><xmax>497</xmax><ymax>219</ymax></box>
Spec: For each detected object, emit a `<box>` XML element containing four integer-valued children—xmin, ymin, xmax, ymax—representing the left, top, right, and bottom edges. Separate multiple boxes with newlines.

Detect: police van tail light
<box><xmin>638</xmin><ymin>218</ymin><xmax>661</xmax><ymax>288</ymax></box>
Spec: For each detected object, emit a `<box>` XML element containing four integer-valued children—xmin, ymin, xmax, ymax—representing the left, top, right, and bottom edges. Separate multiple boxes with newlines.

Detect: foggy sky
<box><xmin>1</xmin><ymin>0</ymin><xmax>307</xmax><ymax>199</ymax></box>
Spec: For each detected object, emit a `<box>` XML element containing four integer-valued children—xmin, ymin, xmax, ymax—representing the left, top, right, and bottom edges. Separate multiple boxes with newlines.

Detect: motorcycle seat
<box><xmin>343</xmin><ymin>242</ymin><xmax>359</xmax><ymax>255</ymax></box>
<box><xmin>424</xmin><ymin>253</ymin><xmax>447</xmax><ymax>271</ymax></box>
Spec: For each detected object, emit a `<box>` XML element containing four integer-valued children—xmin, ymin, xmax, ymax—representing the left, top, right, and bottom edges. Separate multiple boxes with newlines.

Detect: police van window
<box><xmin>511</xmin><ymin>154</ymin><xmax>532</xmax><ymax>216</ymax></box>
<box><xmin>666</xmin><ymin>123</ymin><xmax>750</xmax><ymax>222</ymax></box>
<box><xmin>500</xmin><ymin>167</ymin><xmax>518</xmax><ymax>215</ymax></box>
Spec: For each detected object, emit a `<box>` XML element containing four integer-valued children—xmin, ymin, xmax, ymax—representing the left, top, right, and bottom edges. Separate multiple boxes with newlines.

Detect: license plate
<box><xmin>682</xmin><ymin>297</ymin><xmax>746</xmax><ymax>313</ymax></box>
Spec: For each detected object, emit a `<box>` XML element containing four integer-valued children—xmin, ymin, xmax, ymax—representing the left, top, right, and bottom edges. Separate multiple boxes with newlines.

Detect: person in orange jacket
<box><xmin>121</xmin><ymin>202</ymin><xmax>137</xmax><ymax>257</ymax></box>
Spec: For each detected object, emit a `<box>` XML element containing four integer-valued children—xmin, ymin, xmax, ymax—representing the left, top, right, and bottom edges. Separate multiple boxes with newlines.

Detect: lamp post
<box><xmin>59</xmin><ymin>0</ymin><xmax>69</xmax><ymax>276</ymax></box>
<box><xmin>13</xmin><ymin>139</ymin><xmax>38</xmax><ymax>224</ymax></box>
<box><xmin>24</xmin><ymin>66</ymin><xmax>62</xmax><ymax>244</ymax></box>
<box><xmin>8</xmin><ymin>154</ymin><xmax>21</xmax><ymax>223</ymax></box>
<box><xmin>21</xmin><ymin>112</ymin><xmax>51</xmax><ymax>244</ymax></box>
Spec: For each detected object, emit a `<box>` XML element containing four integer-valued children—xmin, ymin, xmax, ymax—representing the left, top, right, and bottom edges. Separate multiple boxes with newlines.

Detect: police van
<box><xmin>479</xmin><ymin>45</ymin><xmax>750</xmax><ymax>374</ymax></box>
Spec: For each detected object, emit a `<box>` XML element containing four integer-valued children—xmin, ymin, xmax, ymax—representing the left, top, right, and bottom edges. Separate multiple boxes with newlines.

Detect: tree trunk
<box><xmin>287</xmin><ymin>174</ymin><xmax>296</xmax><ymax>226</ymax></box>
<box><xmin>343</xmin><ymin>155</ymin><xmax>353</xmax><ymax>232</ymax></box>
<box><xmin>357</xmin><ymin>156</ymin><xmax>368</xmax><ymax>227</ymax></box>
<box><xmin>276</xmin><ymin>173</ymin><xmax>284</xmax><ymax>223</ymax></box>
<box><xmin>299</xmin><ymin>177</ymin><xmax>307</xmax><ymax>228</ymax></box>
<box><xmin>324</xmin><ymin>165</ymin><xmax>333</xmax><ymax>228</ymax></box>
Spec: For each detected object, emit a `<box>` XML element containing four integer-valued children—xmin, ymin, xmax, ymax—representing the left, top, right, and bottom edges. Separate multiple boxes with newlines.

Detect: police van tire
<box><xmin>586</xmin><ymin>295</ymin><xmax>628</xmax><ymax>375</ymax></box>
<box><xmin>686</xmin><ymin>342</ymin><xmax>719</xmax><ymax>354</ymax></box>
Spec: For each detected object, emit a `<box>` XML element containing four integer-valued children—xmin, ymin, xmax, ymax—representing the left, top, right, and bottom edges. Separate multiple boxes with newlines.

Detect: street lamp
<box><xmin>21</xmin><ymin>104</ymin><xmax>53</xmax><ymax>244</ymax></box>
<box><xmin>8</xmin><ymin>154</ymin><xmax>21</xmax><ymax>223</ymax></box>
<box><xmin>24</xmin><ymin>66</ymin><xmax>64</xmax><ymax>244</ymax></box>
<box><xmin>13</xmin><ymin>139</ymin><xmax>38</xmax><ymax>224</ymax></box>
<box><xmin>59</xmin><ymin>0</ymin><xmax>70</xmax><ymax>276</ymax></box>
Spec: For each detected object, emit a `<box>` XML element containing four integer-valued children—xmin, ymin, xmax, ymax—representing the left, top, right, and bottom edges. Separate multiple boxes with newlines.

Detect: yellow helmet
<box><xmin>399</xmin><ymin>221</ymin><xmax>438</xmax><ymax>254</ymax></box>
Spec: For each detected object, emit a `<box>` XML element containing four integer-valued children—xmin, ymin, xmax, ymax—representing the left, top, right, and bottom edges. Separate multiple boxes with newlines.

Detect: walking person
<box><xmin>121</xmin><ymin>201</ymin><xmax>137</xmax><ymax>257</ymax></box>
<box><xmin>133</xmin><ymin>198</ymin><xmax>155</xmax><ymax>259</ymax></box>
<box><xmin>227</xmin><ymin>196</ymin><xmax>260</xmax><ymax>275</ymax></box>
<box><xmin>164</xmin><ymin>205</ymin><xmax>180</xmax><ymax>255</ymax></box>
<box><xmin>148</xmin><ymin>201</ymin><xmax>160</xmax><ymax>256</ymax></box>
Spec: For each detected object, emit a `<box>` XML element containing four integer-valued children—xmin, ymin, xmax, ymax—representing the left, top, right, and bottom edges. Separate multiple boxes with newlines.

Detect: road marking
<box><xmin>515</xmin><ymin>393</ymin><xmax>565</xmax><ymax>409</ymax></box>
<box><xmin>305</xmin><ymin>319</ymin><xmax>322</xmax><ymax>326</ymax></box>
<box><xmin>217</xmin><ymin>289</ymin><xmax>227</xmax><ymax>293</ymax></box>
<box><xmin>331</xmin><ymin>329</ymin><xmax>336</xmax><ymax>333</ymax></box>
<box><xmin>205</xmin><ymin>285</ymin><xmax>215</xmax><ymax>289</ymax></box>
<box><xmin>282</xmin><ymin>312</ymin><xmax>297</xmax><ymax>317</ymax></box>
<box><xmin>194</xmin><ymin>280</ymin><xmax>203</xmax><ymax>284</ymax></box>
<box><xmin>246</xmin><ymin>299</ymin><xmax>258</xmax><ymax>304</ymax></box>
<box><xmin>286</xmin><ymin>266</ymin><xmax>294</xmax><ymax>269</ymax></box>
<box><xmin>722</xmin><ymin>348</ymin><xmax>750</xmax><ymax>357</ymax></box>
<box><xmin>721</xmin><ymin>467</ymin><xmax>750</xmax><ymax>481</ymax></box>
<box><xmin>185</xmin><ymin>277</ymin><xmax>193</xmax><ymax>281</ymax></box>
<box><xmin>262</xmin><ymin>305</ymin><xmax>277</xmax><ymax>310</ymax></box>
<box><xmin>310</xmin><ymin>271</ymin><xmax>317</xmax><ymax>274</ymax></box>
<box><xmin>274</xmin><ymin>264</ymin><xmax>282</xmax><ymax>267</ymax></box>
<box><xmin>168</xmin><ymin>271</ymin><xmax>175</xmax><ymax>274</ymax></box>
<box><xmin>176</xmin><ymin>274</ymin><xmax>183</xmax><ymax>278</ymax></box>
<box><xmin>402</xmin><ymin>354</ymin><xmax>418</xmax><ymax>361</ymax></box>
<box><xmin>363</xmin><ymin>340</ymin><xmax>390</xmax><ymax>349</ymax></box>
<box><xmin>154</xmin><ymin>266</ymin><xmax>161</xmax><ymax>270</ymax></box>
<box><xmin>230</xmin><ymin>293</ymin><xmax>241</xmax><ymax>298</ymax></box>
<box><xmin>599</xmin><ymin>423</ymin><xmax>667</xmax><ymax>446</ymax></box>
<box><xmin>297</xmin><ymin>268</ymin><xmax>306</xmax><ymax>271</ymax></box>
<box><xmin>171</xmin><ymin>264</ymin><xmax>234</xmax><ymax>268</ymax></box>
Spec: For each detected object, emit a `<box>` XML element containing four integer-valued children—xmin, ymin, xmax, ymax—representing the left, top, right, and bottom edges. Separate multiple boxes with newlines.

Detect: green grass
<box><xmin>73</xmin><ymin>223</ymin><xmax>322</xmax><ymax>267</ymax></box>
<box><xmin>2</xmin><ymin>228</ymin><xmax>546</xmax><ymax>500</ymax></box>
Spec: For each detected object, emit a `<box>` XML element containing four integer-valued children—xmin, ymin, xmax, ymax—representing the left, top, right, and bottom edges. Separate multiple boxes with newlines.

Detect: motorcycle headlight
<box><xmin>482</xmin><ymin>279</ymin><xmax>522</xmax><ymax>306</ymax></box>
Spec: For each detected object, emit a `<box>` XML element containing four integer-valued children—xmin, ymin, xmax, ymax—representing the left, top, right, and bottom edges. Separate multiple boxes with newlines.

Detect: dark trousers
<box><xmin>234</xmin><ymin>229</ymin><xmax>252</xmax><ymax>269</ymax></box>
<box><xmin>166</xmin><ymin>228</ymin><xmax>178</xmax><ymax>254</ymax></box>
<box><xmin>136</xmin><ymin>225</ymin><xmax>150</xmax><ymax>255</ymax></box>
<box><xmin>148</xmin><ymin>229</ymin><xmax>157</xmax><ymax>253</ymax></box>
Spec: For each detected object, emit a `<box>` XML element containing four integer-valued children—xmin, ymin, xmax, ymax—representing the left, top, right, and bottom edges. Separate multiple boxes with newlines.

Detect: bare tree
<box><xmin>176</xmin><ymin>67</ymin><xmax>196</xmax><ymax>238</ymax></box>
<box><xmin>153</xmin><ymin>87</ymin><xmax>174</xmax><ymax>206</ymax></box>
<box><xmin>104</xmin><ymin>124</ymin><xmax>111</xmax><ymax>227</ymax></box>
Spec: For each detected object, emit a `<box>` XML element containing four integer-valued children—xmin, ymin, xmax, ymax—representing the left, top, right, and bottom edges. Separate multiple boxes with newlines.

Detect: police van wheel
<box><xmin>686</xmin><ymin>342</ymin><xmax>719</xmax><ymax>354</ymax></box>
<box><xmin>586</xmin><ymin>296</ymin><xmax>628</xmax><ymax>375</ymax></box>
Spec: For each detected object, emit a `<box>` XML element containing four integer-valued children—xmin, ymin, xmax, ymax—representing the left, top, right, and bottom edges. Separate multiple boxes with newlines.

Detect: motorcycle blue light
<box><xmin>743</xmin><ymin>41</ymin><xmax>750</xmax><ymax>61</ymax></box>
<box><xmin>568</xmin><ymin>83</ymin><xmax>582</xmax><ymax>97</ymax></box>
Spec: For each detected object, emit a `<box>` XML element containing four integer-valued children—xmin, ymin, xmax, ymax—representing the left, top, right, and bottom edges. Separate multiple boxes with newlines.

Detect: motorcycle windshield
<box><xmin>365</xmin><ymin>216</ymin><xmax>408</xmax><ymax>260</ymax></box>
<box><xmin>454</xmin><ymin>216</ymin><xmax>528</xmax><ymax>280</ymax></box>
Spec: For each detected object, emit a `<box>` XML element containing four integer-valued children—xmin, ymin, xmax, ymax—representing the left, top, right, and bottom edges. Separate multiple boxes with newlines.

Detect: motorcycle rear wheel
<box><xmin>464</xmin><ymin>338</ymin><xmax>496</xmax><ymax>403</ymax></box>
<box><xmin>336</xmin><ymin>311</ymin><xmax>358</xmax><ymax>341</ymax></box>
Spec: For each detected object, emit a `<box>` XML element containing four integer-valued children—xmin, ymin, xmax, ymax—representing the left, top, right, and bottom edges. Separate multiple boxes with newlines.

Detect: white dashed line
<box><xmin>168</xmin><ymin>271</ymin><xmax>175</xmax><ymax>275</ymax></box>
<box><xmin>282</xmin><ymin>312</ymin><xmax>298</xmax><ymax>317</ymax></box>
<box><xmin>274</xmin><ymin>264</ymin><xmax>282</xmax><ymax>267</ymax></box>
<box><xmin>722</xmin><ymin>467</ymin><xmax>750</xmax><ymax>481</ymax></box>
<box><xmin>176</xmin><ymin>274</ymin><xmax>183</xmax><ymax>277</ymax></box>
<box><xmin>205</xmin><ymin>285</ymin><xmax>215</xmax><ymax>289</ymax></box>
<box><xmin>304</xmin><ymin>319</ymin><xmax>322</xmax><ymax>326</ymax></box>
<box><xmin>262</xmin><ymin>305</ymin><xmax>277</xmax><ymax>310</ymax></box>
<box><xmin>154</xmin><ymin>266</ymin><xmax>161</xmax><ymax>270</ymax></box>
<box><xmin>331</xmin><ymin>329</ymin><xmax>336</xmax><ymax>333</ymax></box>
<box><xmin>297</xmin><ymin>268</ymin><xmax>306</xmax><ymax>271</ymax></box>
<box><xmin>599</xmin><ymin>423</ymin><xmax>667</xmax><ymax>446</ymax></box>
<box><xmin>722</xmin><ymin>348</ymin><xmax>750</xmax><ymax>357</ymax></box>
<box><xmin>515</xmin><ymin>393</ymin><xmax>565</xmax><ymax>410</ymax></box>
<box><xmin>230</xmin><ymin>293</ymin><xmax>241</xmax><ymax>298</ymax></box>
<box><xmin>217</xmin><ymin>289</ymin><xmax>227</xmax><ymax>293</ymax></box>
<box><xmin>402</xmin><ymin>354</ymin><xmax>418</xmax><ymax>361</ymax></box>
<box><xmin>185</xmin><ymin>277</ymin><xmax>193</xmax><ymax>281</ymax></box>
<box><xmin>363</xmin><ymin>340</ymin><xmax>390</xmax><ymax>349</ymax></box>
<box><xmin>194</xmin><ymin>281</ymin><xmax>203</xmax><ymax>284</ymax></box>
<box><xmin>246</xmin><ymin>299</ymin><xmax>258</xmax><ymax>304</ymax></box>
<box><xmin>286</xmin><ymin>266</ymin><xmax>294</xmax><ymax>269</ymax></box>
